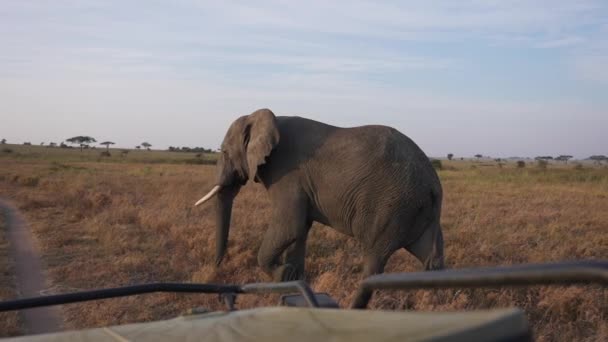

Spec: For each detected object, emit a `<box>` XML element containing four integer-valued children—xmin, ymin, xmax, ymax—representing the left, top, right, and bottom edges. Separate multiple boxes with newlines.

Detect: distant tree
<box><xmin>555</xmin><ymin>155</ymin><xmax>573</xmax><ymax>164</ymax></box>
<box><xmin>589</xmin><ymin>155</ymin><xmax>607</xmax><ymax>165</ymax></box>
<box><xmin>66</xmin><ymin>136</ymin><xmax>96</xmax><ymax>152</ymax></box>
<box><xmin>0</xmin><ymin>139</ymin><xmax>6</xmax><ymax>144</ymax></box>
<box><xmin>141</xmin><ymin>142</ymin><xmax>152</xmax><ymax>151</ymax></box>
<box><xmin>100</xmin><ymin>141</ymin><xmax>115</xmax><ymax>152</ymax></box>
<box><xmin>429</xmin><ymin>159</ymin><xmax>442</xmax><ymax>170</ymax></box>
<box><xmin>23</xmin><ymin>142</ymin><xmax>31</xmax><ymax>145</ymax></box>
<box><xmin>474</xmin><ymin>154</ymin><xmax>483</xmax><ymax>161</ymax></box>
<box><xmin>535</xmin><ymin>156</ymin><xmax>553</xmax><ymax>161</ymax></box>
<box><xmin>168</xmin><ymin>146</ymin><xmax>214</xmax><ymax>154</ymax></box>
<box><xmin>537</xmin><ymin>159</ymin><xmax>548</xmax><ymax>169</ymax></box>
<box><xmin>40</xmin><ymin>142</ymin><xmax>44</xmax><ymax>146</ymax></box>
<box><xmin>136</xmin><ymin>145</ymin><xmax>141</xmax><ymax>149</ymax></box>
<box><xmin>447</xmin><ymin>153</ymin><xmax>453</xmax><ymax>161</ymax></box>
<box><xmin>516</xmin><ymin>161</ymin><xmax>526</xmax><ymax>168</ymax></box>
<box><xmin>49</xmin><ymin>142</ymin><xmax>57</xmax><ymax>148</ymax></box>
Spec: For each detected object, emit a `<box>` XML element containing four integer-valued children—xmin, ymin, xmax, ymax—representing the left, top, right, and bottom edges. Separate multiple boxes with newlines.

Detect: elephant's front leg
<box><xmin>282</xmin><ymin>232</ymin><xmax>310</xmax><ymax>280</ymax></box>
<box><xmin>257</xmin><ymin>197</ymin><xmax>309</xmax><ymax>282</ymax></box>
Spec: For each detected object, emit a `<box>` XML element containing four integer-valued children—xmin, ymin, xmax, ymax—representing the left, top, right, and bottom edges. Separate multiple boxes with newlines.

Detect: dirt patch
<box><xmin>0</xmin><ymin>199</ymin><xmax>63</xmax><ymax>335</ymax></box>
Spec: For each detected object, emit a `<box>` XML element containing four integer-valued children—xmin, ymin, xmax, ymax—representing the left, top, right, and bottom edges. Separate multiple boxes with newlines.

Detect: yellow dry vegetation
<box><xmin>0</xmin><ymin>153</ymin><xmax>606</xmax><ymax>341</ymax></box>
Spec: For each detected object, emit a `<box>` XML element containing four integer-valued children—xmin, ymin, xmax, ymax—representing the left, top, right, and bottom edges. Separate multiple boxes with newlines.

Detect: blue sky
<box><xmin>1</xmin><ymin>1</ymin><xmax>607</xmax><ymax>158</ymax></box>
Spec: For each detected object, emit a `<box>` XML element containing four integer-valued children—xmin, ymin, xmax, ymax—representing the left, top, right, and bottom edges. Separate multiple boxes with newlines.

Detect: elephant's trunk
<box><xmin>214</xmin><ymin>185</ymin><xmax>240</xmax><ymax>266</ymax></box>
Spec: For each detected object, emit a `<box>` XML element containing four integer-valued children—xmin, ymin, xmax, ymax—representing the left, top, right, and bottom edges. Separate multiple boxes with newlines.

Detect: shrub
<box><xmin>17</xmin><ymin>176</ymin><xmax>39</xmax><ymax>187</ymax></box>
<box><xmin>516</xmin><ymin>161</ymin><xmax>525</xmax><ymax>168</ymax></box>
<box><xmin>430</xmin><ymin>159</ymin><xmax>442</xmax><ymax>170</ymax></box>
<box><xmin>2</xmin><ymin>148</ymin><xmax>13</xmax><ymax>154</ymax></box>
<box><xmin>574</xmin><ymin>163</ymin><xmax>584</xmax><ymax>170</ymax></box>
<box><xmin>537</xmin><ymin>159</ymin><xmax>548</xmax><ymax>170</ymax></box>
<box><xmin>184</xmin><ymin>158</ymin><xmax>216</xmax><ymax>165</ymax></box>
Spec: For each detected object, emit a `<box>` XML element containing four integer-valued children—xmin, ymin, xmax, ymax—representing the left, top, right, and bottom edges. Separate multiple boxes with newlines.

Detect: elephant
<box><xmin>195</xmin><ymin>108</ymin><xmax>445</xmax><ymax>299</ymax></box>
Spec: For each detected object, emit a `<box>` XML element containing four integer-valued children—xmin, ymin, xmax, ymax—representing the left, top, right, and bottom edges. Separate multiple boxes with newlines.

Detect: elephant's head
<box><xmin>194</xmin><ymin>109</ymin><xmax>280</xmax><ymax>266</ymax></box>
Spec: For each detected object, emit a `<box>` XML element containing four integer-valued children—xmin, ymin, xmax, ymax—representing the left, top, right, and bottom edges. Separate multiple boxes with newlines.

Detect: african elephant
<box><xmin>195</xmin><ymin>108</ymin><xmax>444</xmax><ymax>289</ymax></box>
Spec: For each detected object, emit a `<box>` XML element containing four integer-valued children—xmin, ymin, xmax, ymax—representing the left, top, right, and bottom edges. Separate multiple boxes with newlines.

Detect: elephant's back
<box><xmin>338</xmin><ymin>125</ymin><xmax>435</xmax><ymax>178</ymax></box>
<box><xmin>301</xmin><ymin>123</ymin><xmax>441</xmax><ymax>236</ymax></box>
<box><xmin>302</xmin><ymin>122</ymin><xmax>439</xmax><ymax>192</ymax></box>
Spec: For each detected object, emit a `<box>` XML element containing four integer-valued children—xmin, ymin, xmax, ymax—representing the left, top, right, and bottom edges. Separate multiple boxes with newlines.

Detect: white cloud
<box><xmin>1</xmin><ymin>0</ymin><xmax>605</xmax><ymax>81</ymax></box>
<box><xmin>182</xmin><ymin>0</ymin><xmax>605</xmax><ymax>41</ymax></box>
<box><xmin>536</xmin><ymin>36</ymin><xmax>585</xmax><ymax>48</ymax></box>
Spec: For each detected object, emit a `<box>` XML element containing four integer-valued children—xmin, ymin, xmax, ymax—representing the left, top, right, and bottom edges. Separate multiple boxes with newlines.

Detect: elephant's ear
<box><xmin>245</xmin><ymin>109</ymin><xmax>280</xmax><ymax>182</ymax></box>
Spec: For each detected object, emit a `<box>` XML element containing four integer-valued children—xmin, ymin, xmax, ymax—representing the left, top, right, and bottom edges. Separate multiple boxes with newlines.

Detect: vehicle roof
<box><xmin>2</xmin><ymin>306</ymin><xmax>529</xmax><ymax>342</ymax></box>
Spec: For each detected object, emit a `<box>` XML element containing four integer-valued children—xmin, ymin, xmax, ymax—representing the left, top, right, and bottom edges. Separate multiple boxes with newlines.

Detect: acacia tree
<box><xmin>589</xmin><ymin>155</ymin><xmax>607</xmax><ymax>165</ymax></box>
<box><xmin>474</xmin><ymin>154</ymin><xmax>483</xmax><ymax>161</ymax></box>
<box><xmin>100</xmin><ymin>141</ymin><xmax>115</xmax><ymax>152</ymax></box>
<box><xmin>66</xmin><ymin>136</ymin><xmax>96</xmax><ymax>152</ymax></box>
<box><xmin>0</xmin><ymin>139</ymin><xmax>5</xmax><ymax>144</ymax></box>
<box><xmin>136</xmin><ymin>145</ymin><xmax>141</xmax><ymax>149</ymax></box>
<box><xmin>141</xmin><ymin>142</ymin><xmax>152</xmax><ymax>151</ymax></box>
<box><xmin>555</xmin><ymin>155</ymin><xmax>573</xmax><ymax>164</ymax></box>
<box><xmin>447</xmin><ymin>153</ymin><xmax>454</xmax><ymax>160</ymax></box>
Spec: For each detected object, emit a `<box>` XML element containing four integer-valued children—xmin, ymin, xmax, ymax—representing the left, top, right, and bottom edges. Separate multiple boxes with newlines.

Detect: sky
<box><xmin>1</xmin><ymin>1</ymin><xmax>607</xmax><ymax>159</ymax></box>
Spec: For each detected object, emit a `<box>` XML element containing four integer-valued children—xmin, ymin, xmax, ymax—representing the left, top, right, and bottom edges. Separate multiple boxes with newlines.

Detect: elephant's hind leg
<box><xmin>404</xmin><ymin>221</ymin><xmax>444</xmax><ymax>270</ymax></box>
<box><xmin>350</xmin><ymin>248</ymin><xmax>396</xmax><ymax>309</ymax></box>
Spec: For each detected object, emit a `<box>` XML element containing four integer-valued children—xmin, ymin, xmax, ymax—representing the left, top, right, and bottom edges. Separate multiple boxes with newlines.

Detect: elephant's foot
<box><xmin>272</xmin><ymin>264</ymin><xmax>300</xmax><ymax>282</ymax></box>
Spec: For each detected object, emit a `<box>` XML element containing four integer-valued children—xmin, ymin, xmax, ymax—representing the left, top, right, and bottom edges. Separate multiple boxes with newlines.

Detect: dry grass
<box><xmin>0</xmin><ymin>159</ymin><xmax>606</xmax><ymax>341</ymax></box>
<box><xmin>0</xmin><ymin>205</ymin><xmax>22</xmax><ymax>337</ymax></box>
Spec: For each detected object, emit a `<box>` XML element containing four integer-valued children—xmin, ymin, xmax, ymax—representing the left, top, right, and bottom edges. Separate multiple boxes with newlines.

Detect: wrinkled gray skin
<box><xmin>210</xmin><ymin>109</ymin><xmax>444</xmax><ymax>294</ymax></box>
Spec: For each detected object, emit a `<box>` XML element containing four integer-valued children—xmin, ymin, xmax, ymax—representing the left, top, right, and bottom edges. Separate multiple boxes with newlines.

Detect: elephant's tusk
<box><xmin>194</xmin><ymin>185</ymin><xmax>221</xmax><ymax>206</ymax></box>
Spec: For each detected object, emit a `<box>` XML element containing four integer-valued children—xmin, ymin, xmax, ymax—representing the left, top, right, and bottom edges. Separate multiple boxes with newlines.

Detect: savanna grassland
<box><xmin>0</xmin><ymin>145</ymin><xmax>607</xmax><ymax>341</ymax></box>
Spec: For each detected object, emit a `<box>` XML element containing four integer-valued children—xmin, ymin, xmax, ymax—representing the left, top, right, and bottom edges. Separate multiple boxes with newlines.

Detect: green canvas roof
<box><xmin>3</xmin><ymin>307</ymin><xmax>530</xmax><ymax>342</ymax></box>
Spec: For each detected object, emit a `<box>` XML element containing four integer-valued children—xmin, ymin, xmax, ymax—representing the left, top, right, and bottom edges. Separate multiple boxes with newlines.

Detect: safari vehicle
<box><xmin>1</xmin><ymin>260</ymin><xmax>606</xmax><ymax>341</ymax></box>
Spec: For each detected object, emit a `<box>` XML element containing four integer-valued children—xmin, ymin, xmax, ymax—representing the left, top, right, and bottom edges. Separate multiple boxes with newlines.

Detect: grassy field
<box><xmin>0</xmin><ymin>206</ymin><xmax>22</xmax><ymax>337</ymax></box>
<box><xmin>1</xmin><ymin>143</ymin><xmax>218</xmax><ymax>165</ymax></box>
<box><xmin>0</xmin><ymin>147</ymin><xmax>606</xmax><ymax>340</ymax></box>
